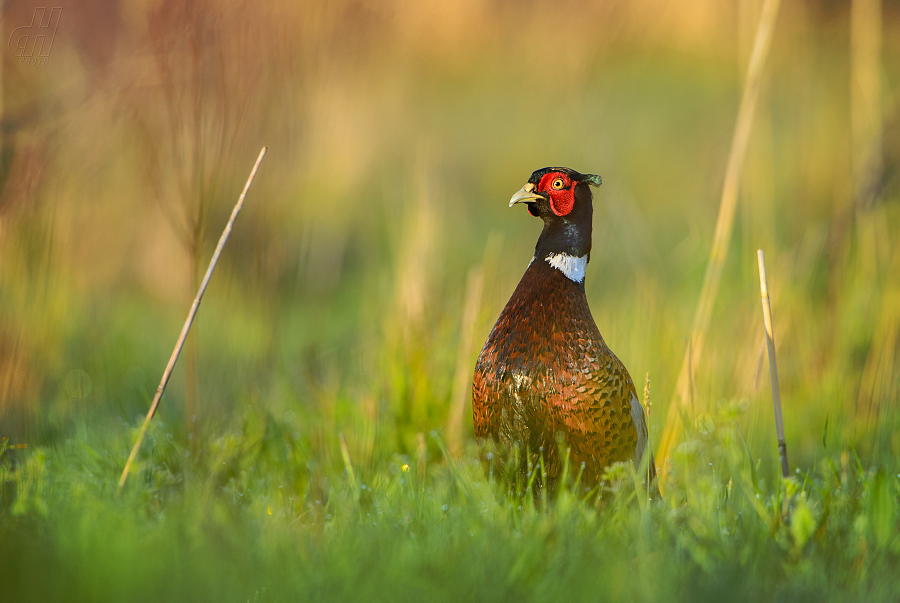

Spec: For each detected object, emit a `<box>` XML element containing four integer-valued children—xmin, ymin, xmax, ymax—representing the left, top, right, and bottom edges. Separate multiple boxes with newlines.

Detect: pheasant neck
<box><xmin>532</xmin><ymin>210</ymin><xmax>592</xmax><ymax>284</ymax></box>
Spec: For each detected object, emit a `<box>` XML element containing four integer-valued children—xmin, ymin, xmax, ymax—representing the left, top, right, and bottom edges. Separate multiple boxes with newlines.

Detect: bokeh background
<box><xmin>2</xmin><ymin>0</ymin><xmax>899</xmax><ymax>476</ymax></box>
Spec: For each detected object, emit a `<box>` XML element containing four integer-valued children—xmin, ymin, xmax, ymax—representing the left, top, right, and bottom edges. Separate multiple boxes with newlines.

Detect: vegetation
<box><xmin>1</xmin><ymin>1</ymin><xmax>899</xmax><ymax>601</ymax></box>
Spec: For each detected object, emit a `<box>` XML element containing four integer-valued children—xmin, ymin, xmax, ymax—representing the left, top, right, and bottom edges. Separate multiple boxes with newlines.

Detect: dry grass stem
<box><xmin>656</xmin><ymin>0</ymin><xmax>782</xmax><ymax>475</ymax></box>
<box><xmin>446</xmin><ymin>267</ymin><xmax>484</xmax><ymax>456</ymax></box>
<box><xmin>757</xmin><ymin>250</ymin><xmax>789</xmax><ymax>478</ymax></box>
<box><xmin>117</xmin><ymin>147</ymin><xmax>268</xmax><ymax>492</ymax></box>
<box><xmin>643</xmin><ymin>372</ymin><xmax>651</xmax><ymax>416</ymax></box>
<box><xmin>856</xmin><ymin>237</ymin><xmax>900</xmax><ymax>445</ymax></box>
<box><xmin>851</xmin><ymin>0</ymin><xmax>882</xmax><ymax>205</ymax></box>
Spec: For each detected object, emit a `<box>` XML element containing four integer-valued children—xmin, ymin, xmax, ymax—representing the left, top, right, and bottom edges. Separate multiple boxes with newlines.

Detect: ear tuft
<box><xmin>583</xmin><ymin>174</ymin><xmax>602</xmax><ymax>187</ymax></box>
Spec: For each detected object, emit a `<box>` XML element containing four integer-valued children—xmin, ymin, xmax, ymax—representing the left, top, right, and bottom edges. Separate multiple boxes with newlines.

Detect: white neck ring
<box><xmin>544</xmin><ymin>252</ymin><xmax>587</xmax><ymax>283</ymax></box>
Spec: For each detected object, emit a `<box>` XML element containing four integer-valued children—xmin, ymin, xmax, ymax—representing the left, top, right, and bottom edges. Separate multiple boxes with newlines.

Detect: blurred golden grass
<box><xmin>657</xmin><ymin>0</ymin><xmax>781</xmax><ymax>476</ymax></box>
<box><xmin>0</xmin><ymin>0</ymin><xmax>898</xmax><ymax>477</ymax></box>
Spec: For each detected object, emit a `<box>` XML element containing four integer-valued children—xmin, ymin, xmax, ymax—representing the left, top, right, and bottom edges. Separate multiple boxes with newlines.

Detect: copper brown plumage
<box><xmin>472</xmin><ymin>167</ymin><xmax>656</xmax><ymax>497</ymax></box>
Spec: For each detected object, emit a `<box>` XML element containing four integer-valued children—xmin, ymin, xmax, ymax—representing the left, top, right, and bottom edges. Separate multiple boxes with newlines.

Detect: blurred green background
<box><xmin>1</xmin><ymin>0</ymin><xmax>899</xmax><ymax>494</ymax></box>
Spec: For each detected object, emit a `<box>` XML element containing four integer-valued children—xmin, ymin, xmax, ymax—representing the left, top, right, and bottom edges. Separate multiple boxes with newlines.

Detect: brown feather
<box><xmin>473</xmin><ymin>258</ymin><xmax>655</xmax><ymax>494</ymax></box>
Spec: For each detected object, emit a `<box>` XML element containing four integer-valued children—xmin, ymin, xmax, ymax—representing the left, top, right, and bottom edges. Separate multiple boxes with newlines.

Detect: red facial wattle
<box><xmin>537</xmin><ymin>172</ymin><xmax>576</xmax><ymax>216</ymax></box>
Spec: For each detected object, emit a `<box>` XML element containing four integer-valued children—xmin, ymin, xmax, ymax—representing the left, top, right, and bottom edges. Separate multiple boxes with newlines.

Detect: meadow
<box><xmin>1</xmin><ymin>0</ymin><xmax>899</xmax><ymax>600</ymax></box>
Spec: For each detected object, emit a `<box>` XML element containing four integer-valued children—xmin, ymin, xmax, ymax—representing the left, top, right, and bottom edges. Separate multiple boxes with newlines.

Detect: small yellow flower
<box><xmin>401</xmin><ymin>464</ymin><xmax>409</xmax><ymax>472</ymax></box>
<box><xmin>267</xmin><ymin>506</ymin><xmax>273</xmax><ymax>515</ymax></box>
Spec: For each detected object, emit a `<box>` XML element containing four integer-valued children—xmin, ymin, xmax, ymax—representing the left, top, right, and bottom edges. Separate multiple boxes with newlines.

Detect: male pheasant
<box><xmin>472</xmin><ymin>167</ymin><xmax>657</xmax><ymax>497</ymax></box>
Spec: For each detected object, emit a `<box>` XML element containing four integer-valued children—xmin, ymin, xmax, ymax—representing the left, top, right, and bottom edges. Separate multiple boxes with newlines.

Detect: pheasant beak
<box><xmin>509</xmin><ymin>183</ymin><xmax>544</xmax><ymax>207</ymax></box>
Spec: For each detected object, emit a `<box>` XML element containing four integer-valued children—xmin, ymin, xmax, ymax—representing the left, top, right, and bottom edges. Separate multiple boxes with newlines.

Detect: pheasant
<box><xmin>472</xmin><ymin>167</ymin><xmax>657</xmax><ymax>497</ymax></box>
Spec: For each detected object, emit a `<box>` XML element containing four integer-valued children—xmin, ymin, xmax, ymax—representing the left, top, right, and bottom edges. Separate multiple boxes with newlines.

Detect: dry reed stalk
<box><xmin>851</xmin><ymin>0</ymin><xmax>882</xmax><ymax>205</ymax></box>
<box><xmin>656</xmin><ymin>0</ymin><xmax>782</xmax><ymax>477</ymax></box>
<box><xmin>643</xmin><ymin>372</ymin><xmax>653</xmax><ymax>495</ymax></box>
<box><xmin>395</xmin><ymin>152</ymin><xmax>438</xmax><ymax>337</ymax></box>
<box><xmin>446</xmin><ymin>267</ymin><xmax>484</xmax><ymax>456</ymax></box>
<box><xmin>0</xmin><ymin>5</ymin><xmax>3</xmax><ymax>219</ymax></box>
<box><xmin>117</xmin><ymin>147</ymin><xmax>267</xmax><ymax>492</ymax></box>
<box><xmin>851</xmin><ymin>0</ymin><xmax>888</xmax><ymax>304</ymax></box>
<box><xmin>643</xmin><ymin>372</ymin><xmax>651</xmax><ymax>417</ymax></box>
<box><xmin>757</xmin><ymin>250</ymin><xmax>789</xmax><ymax>478</ymax></box>
<box><xmin>856</xmin><ymin>237</ymin><xmax>900</xmax><ymax>446</ymax></box>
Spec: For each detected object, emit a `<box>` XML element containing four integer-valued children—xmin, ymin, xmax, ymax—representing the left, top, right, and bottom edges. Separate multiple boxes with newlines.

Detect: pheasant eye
<box><xmin>552</xmin><ymin>178</ymin><xmax>565</xmax><ymax>190</ymax></box>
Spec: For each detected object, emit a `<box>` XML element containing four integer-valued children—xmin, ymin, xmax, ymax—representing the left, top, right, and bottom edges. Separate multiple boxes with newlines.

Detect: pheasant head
<box><xmin>508</xmin><ymin>167</ymin><xmax>602</xmax><ymax>281</ymax></box>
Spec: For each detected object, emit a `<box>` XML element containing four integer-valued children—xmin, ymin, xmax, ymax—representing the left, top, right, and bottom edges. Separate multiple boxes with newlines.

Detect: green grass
<box><xmin>2</xmin><ymin>411</ymin><xmax>900</xmax><ymax>602</ymax></box>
